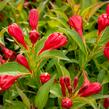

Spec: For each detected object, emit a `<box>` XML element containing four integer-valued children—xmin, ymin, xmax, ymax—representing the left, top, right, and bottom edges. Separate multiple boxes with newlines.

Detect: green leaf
<box><xmin>3</xmin><ymin>101</ymin><xmax>27</xmax><ymax>109</ymax></box>
<box><xmin>0</xmin><ymin>62</ymin><xmax>28</xmax><ymax>75</ymax></box>
<box><xmin>39</xmin><ymin>50</ymin><xmax>71</xmax><ymax>62</ymax></box>
<box><xmin>59</xmin><ymin>27</ymin><xmax>87</xmax><ymax>54</ymax></box>
<box><xmin>35</xmin><ymin>75</ymin><xmax>56</xmax><ymax>109</ymax></box>
<box><xmin>16</xmin><ymin>86</ymin><xmax>31</xmax><ymax>109</ymax></box>
<box><xmin>81</xmin><ymin>1</ymin><xmax>109</xmax><ymax>21</ymax></box>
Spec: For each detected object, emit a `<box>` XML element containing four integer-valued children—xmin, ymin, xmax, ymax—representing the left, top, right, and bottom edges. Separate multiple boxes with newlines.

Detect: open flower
<box><xmin>29</xmin><ymin>9</ymin><xmax>39</xmax><ymax>30</ymax></box>
<box><xmin>0</xmin><ymin>74</ymin><xmax>21</xmax><ymax>93</ymax></box>
<box><xmin>8</xmin><ymin>23</ymin><xmax>28</xmax><ymax>49</ymax></box>
<box><xmin>68</xmin><ymin>15</ymin><xmax>83</xmax><ymax>37</ymax></box>
<box><xmin>38</xmin><ymin>32</ymin><xmax>67</xmax><ymax>55</ymax></box>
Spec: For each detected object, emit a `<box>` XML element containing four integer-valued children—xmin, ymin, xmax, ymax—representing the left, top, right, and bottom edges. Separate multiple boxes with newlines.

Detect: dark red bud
<box><xmin>0</xmin><ymin>74</ymin><xmax>21</xmax><ymax>93</ymax></box>
<box><xmin>40</xmin><ymin>73</ymin><xmax>51</xmax><ymax>84</ymax></box>
<box><xmin>1</xmin><ymin>47</ymin><xmax>16</xmax><ymax>60</ymax></box>
<box><xmin>104</xmin><ymin>98</ymin><xmax>109</xmax><ymax>109</ymax></box>
<box><xmin>59</xmin><ymin>77</ymin><xmax>66</xmax><ymax>96</ymax></box>
<box><xmin>16</xmin><ymin>54</ymin><xmax>31</xmax><ymax>73</ymax></box>
<box><xmin>29</xmin><ymin>30</ymin><xmax>40</xmax><ymax>45</ymax></box>
<box><xmin>73</xmin><ymin>76</ymin><xmax>78</xmax><ymax>89</ymax></box>
<box><xmin>38</xmin><ymin>32</ymin><xmax>67</xmax><ymax>55</ymax></box>
<box><xmin>8</xmin><ymin>23</ymin><xmax>28</xmax><ymax>49</ymax></box>
<box><xmin>61</xmin><ymin>97</ymin><xmax>73</xmax><ymax>109</ymax></box>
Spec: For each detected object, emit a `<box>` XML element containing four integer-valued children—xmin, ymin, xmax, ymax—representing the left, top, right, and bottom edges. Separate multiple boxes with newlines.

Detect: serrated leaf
<box><xmin>35</xmin><ymin>75</ymin><xmax>56</xmax><ymax>109</ymax></box>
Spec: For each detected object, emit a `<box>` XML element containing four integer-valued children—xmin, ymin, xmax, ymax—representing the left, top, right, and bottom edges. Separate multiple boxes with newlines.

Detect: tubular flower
<box><xmin>8</xmin><ymin>23</ymin><xmax>28</xmax><ymax>49</ymax></box>
<box><xmin>0</xmin><ymin>74</ymin><xmax>21</xmax><ymax>93</ymax></box>
<box><xmin>106</xmin><ymin>4</ymin><xmax>109</xmax><ymax>16</ymax></box>
<box><xmin>73</xmin><ymin>76</ymin><xmax>78</xmax><ymax>89</ymax></box>
<box><xmin>61</xmin><ymin>97</ymin><xmax>73</xmax><ymax>109</ymax></box>
<box><xmin>103</xmin><ymin>98</ymin><xmax>109</xmax><ymax>109</ymax></box>
<box><xmin>29</xmin><ymin>30</ymin><xmax>40</xmax><ymax>45</ymax></box>
<box><xmin>40</xmin><ymin>73</ymin><xmax>51</xmax><ymax>84</ymax></box>
<box><xmin>16</xmin><ymin>54</ymin><xmax>31</xmax><ymax>73</ymax></box>
<box><xmin>29</xmin><ymin>9</ymin><xmax>39</xmax><ymax>30</ymax></box>
<box><xmin>68</xmin><ymin>15</ymin><xmax>83</xmax><ymax>37</ymax></box>
<box><xmin>98</xmin><ymin>14</ymin><xmax>109</xmax><ymax>35</ymax></box>
<box><xmin>1</xmin><ymin>47</ymin><xmax>16</xmax><ymax>60</ymax></box>
<box><xmin>79</xmin><ymin>73</ymin><xmax>102</xmax><ymax>97</ymax></box>
<box><xmin>104</xmin><ymin>41</ymin><xmax>109</xmax><ymax>60</ymax></box>
<box><xmin>59</xmin><ymin>77</ymin><xmax>66</xmax><ymax>96</ymax></box>
<box><xmin>38</xmin><ymin>32</ymin><xmax>67</xmax><ymax>55</ymax></box>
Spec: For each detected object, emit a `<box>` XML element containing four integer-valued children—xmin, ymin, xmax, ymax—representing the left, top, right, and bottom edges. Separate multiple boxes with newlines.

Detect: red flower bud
<box><xmin>40</xmin><ymin>73</ymin><xmax>51</xmax><ymax>84</ymax></box>
<box><xmin>106</xmin><ymin>4</ymin><xmax>109</xmax><ymax>16</ymax></box>
<box><xmin>0</xmin><ymin>55</ymin><xmax>6</xmax><ymax>64</ymax></box>
<box><xmin>104</xmin><ymin>98</ymin><xmax>109</xmax><ymax>109</ymax></box>
<box><xmin>59</xmin><ymin>77</ymin><xmax>66</xmax><ymax>96</ymax></box>
<box><xmin>104</xmin><ymin>41</ymin><xmax>109</xmax><ymax>60</ymax></box>
<box><xmin>16</xmin><ymin>54</ymin><xmax>31</xmax><ymax>72</ymax></box>
<box><xmin>29</xmin><ymin>9</ymin><xmax>39</xmax><ymax>30</ymax></box>
<box><xmin>1</xmin><ymin>47</ymin><xmax>16</xmax><ymax>60</ymax></box>
<box><xmin>29</xmin><ymin>30</ymin><xmax>40</xmax><ymax>45</ymax></box>
<box><xmin>61</xmin><ymin>97</ymin><xmax>73</xmax><ymax>109</ymax></box>
<box><xmin>0</xmin><ymin>74</ymin><xmax>21</xmax><ymax>93</ymax></box>
<box><xmin>64</xmin><ymin>76</ymin><xmax>72</xmax><ymax>94</ymax></box>
<box><xmin>98</xmin><ymin>14</ymin><xmax>109</xmax><ymax>35</ymax></box>
<box><xmin>79</xmin><ymin>82</ymin><xmax>102</xmax><ymax>97</ymax></box>
<box><xmin>73</xmin><ymin>76</ymin><xmax>78</xmax><ymax>89</ymax></box>
<box><xmin>68</xmin><ymin>15</ymin><xmax>83</xmax><ymax>37</ymax></box>
<box><xmin>38</xmin><ymin>32</ymin><xmax>67</xmax><ymax>55</ymax></box>
<box><xmin>8</xmin><ymin>23</ymin><xmax>28</xmax><ymax>49</ymax></box>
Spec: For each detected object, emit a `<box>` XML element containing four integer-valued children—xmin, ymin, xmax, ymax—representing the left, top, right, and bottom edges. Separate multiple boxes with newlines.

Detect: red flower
<box><xmin>61</xmin><ymin>97</ymin><xmax>73</xmax><ymax>109</ymax></box>
<box><xmin>98</xmin><ymin>14</ymin><xmax>109</xmax><ymax>35</ymax></box>
<box><xmin>79</xmin><ymin>82</ymin><xmax>102</xmax><ymax>97</ymax></box>
<box><xmin>68</xmin><ymin>15</ymin><xmax>83</xmax><ymax>37</ymax></box>
<box><xmin>29</xmin><ymin>30</ymin><xmax>40</xmax><ymax>45</ymax></box>
<box><xmin>16</xmin><ymin>54</ymin><xmax>31</xmax><ymax>73</ymax></box>
<box><xmin>38</xmin><ymin>32</ymin><xmax>67</xmax><ymax>55</ymax></box>
<box><xmin>103</xmin><ymin>98</ymin><xmax>109</xmax><ymax>109</ymax></box>
<box><xmin>8</xmin><ymin>23</ymin><xmax>28</xmax><ymax>49</ymax></box>
<box><xmin>1</xmin><ymin>47</ymin><xmax>16</xmax><ymax>60</ymax></box>
<box><xmin>29</xmin><ymin>9</ymin><xmax>39</xmax><ymax>30</ymax></box>
<box><xmin>0</xmin><ymin>74</ymin><xmax>21</xmax><ymax>93</ymax></box>
<box><xmin>79</xmin><ymin>73</ymin><xmax>102</xmax><ymax>97</ymax></box>
<box><xmin>59</xmin><ymin>77</ymin><xmax>66</xmax><ymax>96</ymax></box>
<box><xmin>73</xmin><ymin>76</ymin><xmax>78</xmax><ymax>89</ymax></box>
<box><xmin>40</xmin><ymin>73</ymin><xmax>51</xmax><ymax>84</ymax></box>
<box><xmin>106</xmin><ymin>4</ymin><xmax>109</xmax><ymax>16</ymax></box>
<box><xmin>64</xmin><ymin>76</ymin><xmax>72</xmax><ymax>94</ymax></box>
<box><xmin>104</xmin><ymin>41</ymin><xmax>109</xmax><ymax>60</ymax></box>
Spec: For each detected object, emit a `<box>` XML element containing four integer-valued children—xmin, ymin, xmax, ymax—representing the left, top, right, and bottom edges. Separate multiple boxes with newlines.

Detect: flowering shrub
<box><xmin>0</xmin><ymin>0</ymin><xmax>109</xmax><ymax>109</ymax></box>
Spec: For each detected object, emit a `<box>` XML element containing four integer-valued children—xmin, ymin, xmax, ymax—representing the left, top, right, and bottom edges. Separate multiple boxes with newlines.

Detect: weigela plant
<box><xmin>0</xmin><ymin>1</ymin><xmax>109</xmax><ymax>109</ymax></box>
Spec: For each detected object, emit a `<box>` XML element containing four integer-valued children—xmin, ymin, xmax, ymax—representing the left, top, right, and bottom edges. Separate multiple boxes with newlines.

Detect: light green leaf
<box><xmin>35</xmin><ymin>75</ymin><xmax>56</xmax><ymax>109</ymax></box>
<box><xmin>0</xmin><ymin>62</ymin><xmax>28</xmax><ymax>75</ymax></box>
